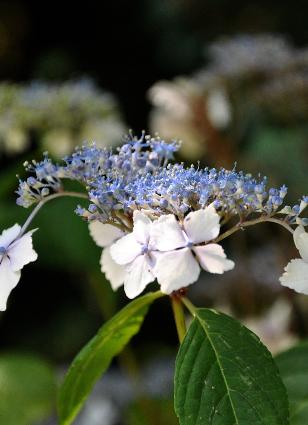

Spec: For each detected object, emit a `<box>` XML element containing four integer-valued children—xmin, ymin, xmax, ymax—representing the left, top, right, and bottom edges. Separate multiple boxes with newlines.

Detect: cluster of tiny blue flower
<box><xmin>16</xmin><ymin>154</ymin><xmax>63</xmax><ymax>207</ymax></box>
<box><xmin>16</xmin><ymin>133</ymin><xmax>308</xmax><ymax>227</ymax></box>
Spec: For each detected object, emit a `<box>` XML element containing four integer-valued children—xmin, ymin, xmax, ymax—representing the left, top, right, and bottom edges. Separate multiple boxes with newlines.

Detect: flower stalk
<box><xmin>19</xmin><ymin>191</ymin><xmax>88</xmax><ymax>237</ymax></box>
<box><xmin>215</xmin><ymin>215</ymin><xmax>294</xmax><ymax>244</ymax></box>
<box><xmin>171</xmin><ymin>295</ymin><xmax>187</xmax><ymax>343</ymax></box>
<box><xmin>182</xmin><ymin>297</ymin><xmax>198</xmax><ymax>317</ymax></box>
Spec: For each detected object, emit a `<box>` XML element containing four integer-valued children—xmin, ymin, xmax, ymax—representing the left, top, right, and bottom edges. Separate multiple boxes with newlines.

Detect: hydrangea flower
<box><xmin>13</xmin><ymin>133</ymin><xmax>308</xmax><ymax>301</ymax></box>
<box><xmin>151</xmin><ymin>205</ymin><xmax>234</xmax><ymax>293</ymax></box>
<box><xmin>280</xmin><ymin>225</ymin><xmax>308</xmax><ymax>294</ymax></box>
<box><xmin>89</xmin><ymin>221</ymin><xmax>126</xmax><ymax>290</ymax></box>
<box><xmin>108</xmin><ymin>205</ymin><xmax>234</xmax><ymax>297</ymax></box>
<box><xmin>0</xmin><ymin>224</ymin><xmax>37</xmax><ymax>310</ymax></box>
<box><xmin>110</xmin><ymin>211</ymin><xmax>156</xmax><ymax>299</ymax></box>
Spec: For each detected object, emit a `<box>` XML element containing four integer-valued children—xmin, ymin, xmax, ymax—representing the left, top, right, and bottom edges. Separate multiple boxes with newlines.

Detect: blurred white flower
<box><xmin>0</xmin><ymin>224</ymin><xmax>37</xmax><ymax>311</ymax></box>
<box><xmin>3</xmin><ymin>127</ymin><xmax>29</xmax><ymax>154</ymax></box>
<box><xmin>42</xmin><ymin>129</ymin><xmax>74</xmax><ymax>157</ymax></box>
<box><xmin>148</xmin><ymin>79</ymin><xmax>205</xmax><ymax>160</ymax></box>
<box><xmin>89</xmin><ymin>221</ymin><xmax>126</xmax><ymax>291</ymax></box>
<box><xmin>0</xmin><ymin>80</ymin><xmax>126</xmax><ymax>156</ymax></box>
<box><xmin>206</xmin><ymin>88</ymin><xmax>232</xmax><ymax>129</ymax></box>
<box><xmin>149</xmin><ymin>111</ymin><xmax>205</xmax><ymax>160</ymax></box>
<box><xmin>80</xmin><ymin>117</ymin><xmax>127</xmax><ymax>149</ymax></box>
<box><xmin>152</xmin><ymin>206</ymin><xmax>234</xmax><ymax>294</ymax></box>
<box><xmin>244</xmin><ymin>298</ymin><xmax>297</xmax><ymax>354</ymax></box>
<box><xmin>280</xmin><ymin>225</ymin><xmax>308</xmax><ymax>294</ymax></box>
<box><xmin>110</xmin><ymin>211</ymin><xmax>156</xmax><ymax>299</ymax></box>
<box><xmin>148</xmin><ymin>79</ymin><xmax>197</xmax><ymax>119</ymax></box>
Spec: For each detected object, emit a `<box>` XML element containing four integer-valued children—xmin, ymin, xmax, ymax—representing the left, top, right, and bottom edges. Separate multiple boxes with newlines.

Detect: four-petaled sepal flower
<box><xmin>0</xmin><ymin>224</ymin><xmax>38</xmax><ymax>311</ymax></box>
<box><xmin>280</xmin><ymin>225</ymin><xmax>308</xmax><ymax>294</ymax></box>
<box><xmin>110</xmin><ymin>211</ymin><xmax>156</xmax><ymax>299</ymax></box>
<box><xmin>151</xmin><ymin>206</ymin><xmax>234</xmax><ymax>294</ymax></box>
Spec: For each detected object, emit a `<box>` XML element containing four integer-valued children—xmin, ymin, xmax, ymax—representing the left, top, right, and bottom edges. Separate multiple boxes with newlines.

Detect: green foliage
<box><xmin>58</xmin><ymin>291</ymin><xmax>164</xmax><ymax>425</ymax></box>
<box><xmin>126</xmin><ymin>398</ymin><xmax>178</xmax><ymax>425</ymax></box>
<box><xmin>0</xmin><ymin>352</ymin><xmax>56</xmax><ymax>425</ymax></box>
<box><xmin>175</xmin><ymin>308</ymin><xmax>289</xmax><ymax>425</ymax></box>
<box><xmin>276</xmin><ymin>341</ymin><xmax>308</xmax><ymax>425</ymax></box>
<box><xmin>244</xmin><ymin>126</ymin><xmax>308</xmax><ymax>198</ymax></box>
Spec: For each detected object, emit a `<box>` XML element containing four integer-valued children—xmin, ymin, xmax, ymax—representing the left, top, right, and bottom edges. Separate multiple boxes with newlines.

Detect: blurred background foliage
<box><xmin>0</xmin><ymin>1</ymin><xmax>308</xmax><ymax>424</ymax></box>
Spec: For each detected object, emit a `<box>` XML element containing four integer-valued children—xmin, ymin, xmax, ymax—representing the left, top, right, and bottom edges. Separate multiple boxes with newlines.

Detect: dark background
<box><xmin>1</xmin><ymin>0</ymin><xmax>308</xmax><ymax>131</ymax></box>
<box><xmin>0</xmin><ymin>2</ymin><xmax>308</xmax><ymax>423</ymax></box>
<box><xmin>0</xmin><ymin>0</ymin><xmax>307</xmax><ymax>357</ymax></box>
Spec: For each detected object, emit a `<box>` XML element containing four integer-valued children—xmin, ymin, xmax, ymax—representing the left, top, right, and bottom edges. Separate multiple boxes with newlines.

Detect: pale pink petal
<box><xmin>110</xmin><ymin>233</ymin><xmax>142</xmax><ymax>265</ymax></box>
<box><xmin>124</xmin><ymin>255</ymin><xmax>155</xmax><ymax>299</ymax></box>
<box><xmin>293</xmin><ymin>226</ymin><xmax>308</xmax><ymax>262</ymax></box>
<box><xmin>133</xmin><ymin>211</ymin><xmax>152</xmax><ymax>245</ymax></box>
<box><xmin>194</xmin><ymin>243</ymin><xmax>234</xmax><ymax>274</ymax></box>
<box><xmin>8</xmin><ymin>230</ymin><xmax>38</xmax><ymax>272</ymax></box>
<box><xmin>280</xmin><ymin>258</ymin><xmax>308</xmax><ymax>295</ymax></box>
<box><xmin>0</xmin><ymin>224</ymin><xmax>21</xmax><ymax>249</ymax></box>
<box><xmin>184</xmin><ymin>205</ymin><xmax>220</xmax><ymax>244</ymax></box>
<box><xmin>0</xmin><ymin>257</ymin><xmax>21</xmax><ymax>311</ymax></box>
<box><xmin>154</xmin><ymin>248</ymin><xmax>200</xmax><ymax>294</ymax></box>
<box><xmin>89</xmin><ymin>221</ymin><xmax>124</xmax><ymax>248</ymax></box>
<box><xmin>150</xmin><ymin>215</ymin><xmax>186</xmax><ymax>251</ymax></box>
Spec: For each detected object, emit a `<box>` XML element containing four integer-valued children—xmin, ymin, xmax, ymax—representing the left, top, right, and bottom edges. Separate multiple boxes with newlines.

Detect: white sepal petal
<box><xmin>89</xmin><ymin>221</ymin><xmax>124</xmax><ymax>248</ymax></box>
<box><xmin>100</xmin><ymin>247</ymin><xmax>126</xmax><ymax>291</ymax></box>
<box><xmin>124</xmin><ymin>255</ymin><xmax>155</xmax><ymax>299</ymax></box>
<box><xmin>154</xmin><ymin>248</ymin><xmax>200</xmax><ymax>294</ymax></box>
<box><xmin>184</xmin><ymin>205</ymin><xmax>220</xmax><ymax>244</ymax></box>
<box><xmin>110</xmin><ymin>233</ymin><xmax>142</xmax><ymax>265</ymax></box>
<box><xmin>293</xmin><ymin>226</ymin><xmax>308</xmax><ymax>262</ymax></box>
<box><xmin>8</xmin><ymin>230</ymin><xmax>38</xmax><ymax>272</ymax></box>
<box><xmin>150</xmin><ymin>215</ymin><xmax>186</xmax><ymax>251</ymax></box>
<box><xmin>194</xmin><ymin>243</ymin><xmax>234</xmax><ymax>274</ymax></box>
<box><xmin>280</xmin><ymin>258</ymin><xmax>308</xmax><ymax>295</ymax></box>
<box><xmin>133</xmin><ymin>211</ymin><xmax>152</xmax><ymax>245</ymax></box>
<box><xmin>0</xmin><ymin>224</ymin><xmax>21</xmax><ymax>249</ymax></box>
<box><xmin>0</xmin><ymin>257</ymin><xmax>21</xmax><ymax>311</ymax></box>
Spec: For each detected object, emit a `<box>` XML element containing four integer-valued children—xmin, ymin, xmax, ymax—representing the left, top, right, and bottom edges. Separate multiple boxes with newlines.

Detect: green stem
<box><xmin>182</xmin><ymin>297</ymin><xmax>198</xmax><ymax>317</ymax></box>
<box><xmin>19</xmin><ymin>191</ymin><xmax>88</xmax><ymax>237</ymax></box>
<box><xmin>171</xmin><ymin>296</ymin><xmax>187</xmax><ymax>343</ymax></box>
<box><xmin>215</xmin><ymin>215</ymin><xmax>294</xmax><ymax>244</ymax></box>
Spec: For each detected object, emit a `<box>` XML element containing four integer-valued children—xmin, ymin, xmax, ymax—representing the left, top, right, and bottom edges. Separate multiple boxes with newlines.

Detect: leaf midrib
<box><xmin>60</xmin><ymin>292</ymin><xmax>162</xmax><ymax>424</ymax></box>
<box><xmin>61</xmin><ymin>313</ymin><xmax>143</xmax><ymax>424</ymax></box>
<box><xmin>195</xmin><ymin>312</ymin><xmax>240</xmax><ymax>425</ymax></box>
<box><xmin>290</xmin><ymin>397</ymin><xmax>308</xmax><ymax>418</ymax></box>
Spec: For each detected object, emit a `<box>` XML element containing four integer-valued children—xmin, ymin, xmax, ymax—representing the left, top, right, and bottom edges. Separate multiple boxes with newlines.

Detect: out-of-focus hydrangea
<box><xmin>244</xmin><ymin>298</ymin><xmax>298</xmax><ymax>354</ymax></box>
<box><xmin>214</xmin><ymin>298</ymin><xmax>297</xmax><ymax>354</ymax></box>
<box><xmin>148</xmin><ymin>34</ymin><xmax>308</xmax><ymax>164</ymax></box>
<box><xmin>148</xmin><ymin>79</ymin><xmax>206</xmax><ymax>159</ymax></box>
<box><xmin>207</xmin><ymin>34</ymin><xmax>294</xmax><ymax>77</ymax></box>
<box><xmin>0</xmin><ymin>79</ymin><xmax>126</xmax><ymax>156</ymax></box>
<box><xmin>256</xmin><ymin>72</ymin><xmax>308</xmax><ymax>122</ymax></box>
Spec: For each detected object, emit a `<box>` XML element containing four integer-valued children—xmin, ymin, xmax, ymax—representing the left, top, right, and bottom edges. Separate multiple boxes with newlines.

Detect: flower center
<box><xmin>186</xmin><ymin>241</ymin><xmax>193</xmax><ymax>248</ymax></box>
<box><xmin>141</xmin><ymin>244</ymin><xmax>149</xmax><ymax>255</ymax></box>
<box><xmin>0</xmin><ymin>247</ymin><xmax>6</xmax><ymax>255</ymax></box>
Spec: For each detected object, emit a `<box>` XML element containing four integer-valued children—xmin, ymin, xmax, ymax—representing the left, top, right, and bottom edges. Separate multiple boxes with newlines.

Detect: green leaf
<box><xmin>175</xmin><ymin>308</ymin><xmax>289</xmax><ymax>425</ymax></box>
<box><xmin>126</xmin><ymin>398</ymin><xmax>178</xmax><ymax>425</ymax></box>
<box><xmin>58</xmin><ymin>291</ymin><xmax>164</xmax><ymax>425</ymax></box>
<box><xmin>275</xmin><ymin>341</ymin><xmax>308</xmax><ymax>425</ymax></box>
<box><xmin>0</xmin><ymin>352</ymin><xmax>56</xmax><ymax>425</ymax></box>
